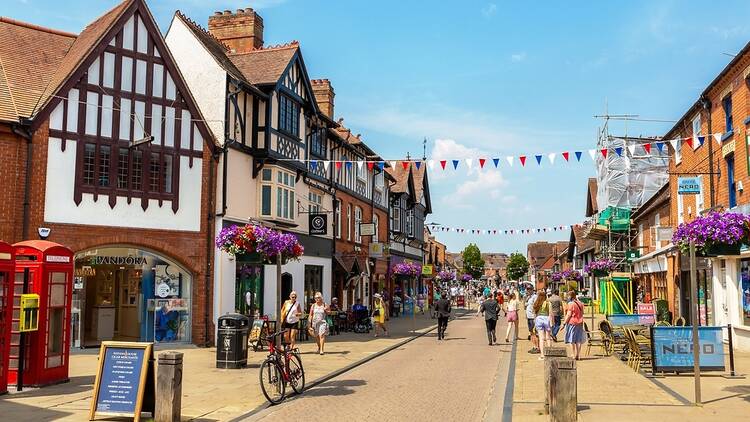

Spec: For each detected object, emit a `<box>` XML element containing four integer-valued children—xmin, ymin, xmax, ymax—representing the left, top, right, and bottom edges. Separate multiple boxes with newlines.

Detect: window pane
<box><xmin>83</xmin><ymin>144</ymin><xmax>95</xmax><ymax>185</ymax></box>
<box><xmin>47</xmin><ymin>308</ymin><xmax>63</xmax><ymax>359</ymax></box>
<box><xmin>118</xmin><ymin>148</ymin><xmax>129</xmax><ymax>189</ymax></box>
<box><xmin>290</xmin><ymin>192</ymin><xmax>294</xmax><ymax>219</ymax></box>
<box><xmin>163</xmin><ymin>155</ymin><xmax>173</xmax><ymax>193</ymax></box>
<box><xmin>283</xmin><ymin>189</ymin><xmax>289</xmax><ymax>218</ymax></box>
<box><xmin>262</xmin><ymin>169</ymin><xmax>272</xmax><ymax>181</ymax></box>
<box><xmin>276</xmin><ymin>188</ymin><xmax>282</xmax><ymax>217</ymax></box>
<box><xmin>150</xmin><ymin>153</ymin><xmax>160</xmax><ymax>191</ymax></box>
<box><xmin>261</xmin><ymin>185</ymin><xmax>271</xmax><ymax>215</ymax></box>
<box><xmin>98</xmin><ymin>145</ymin><xmax>110</xmax><ymax>187</ymax></box>
<box><xmin>132</xmin><ymin>150</ymin><xmax>142</xmax><ymax>190</ymax></box>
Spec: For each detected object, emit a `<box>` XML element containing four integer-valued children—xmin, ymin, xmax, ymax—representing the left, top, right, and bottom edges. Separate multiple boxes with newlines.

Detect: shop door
<box><xmin>281</xmin><ymin>273</ymin><xmax>293</xmax><ymax>305</ymax></box>
<box><xmin>679</xmin><ymin>271</ymin><xmax>691</xmax><ymax>322</ymax></box>
<box><xmin>117</xmin><ymin>269</ymin><xmax>139</xmax><ymax>339</ymax></box>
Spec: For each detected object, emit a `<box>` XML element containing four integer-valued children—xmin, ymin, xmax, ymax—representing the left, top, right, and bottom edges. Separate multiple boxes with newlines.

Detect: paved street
<box><xmin>246</xmin><ymin>311</ymin><xmax>512</xmax><ymax>422</ymax></box>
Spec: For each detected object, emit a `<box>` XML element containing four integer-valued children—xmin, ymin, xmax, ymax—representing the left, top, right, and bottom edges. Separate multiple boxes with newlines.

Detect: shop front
<box><xmin>72</xmin><ymin>246</ymin><xmax>193</xmax><ymax>347</ymax></box>
<box><xmin>679</xmin><ymin>254</ymin><xmax>713</xmax><ymax>325</ymax></box>
<box><xmin>711</xmin><ymin>255</ymin><xmax>750</xmax><ymax>351</ymax></box>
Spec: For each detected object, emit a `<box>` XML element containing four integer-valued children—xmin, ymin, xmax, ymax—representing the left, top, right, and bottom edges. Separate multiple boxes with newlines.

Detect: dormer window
<box><xmin>279</xmin><ymin>94</ymin><xmax>300</xmax><ymax>137</ymax></box>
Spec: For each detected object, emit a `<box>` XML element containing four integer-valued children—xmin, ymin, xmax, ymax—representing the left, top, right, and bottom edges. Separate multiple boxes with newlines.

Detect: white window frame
<box><xmin>638</xmin><ymin>223</ymin><xmax>644</xmax><ymax>248</ymax></box>
<box><xmin>677</xmin><ymin>194</ymin><xmax>684</xmax><ymax>224</ymax></box>
<box><xmin>335</xmin><ymin>199</ymin><xmax>342</xmax><ymax>238</ymax></box>
<box><xmin>259</xmin><ymin>167</ymin><xmax>295</xmax><ymax>221</ymax></box>
<box><xmin>354</xmin><ymin>206</ymin><xmax>362</xmax><ymax>243</ymax></box>
<box><xmin>373</xmin><ymin>214</ymin><xmax>379</xmax><ymax>242</ymax></box>
<box><xmin>653</xmin><ymin>213</ymin><xmax>661</xmax><ymax>248</ymax></box>
<box><xmin>406</xmin><ymin>208</ymin><xmax>415</xmax><ymax>238</ymax></box>
<box><xmin>308</xmin><ymin>191</ymin><xmax>322</xmax><ymax>214</ymax></box>
<box><xmin>692</xmin><ymin>114</ymin><xmax>702</xmax><ymax>150</ymax></box>
<box><xmin>675</xmin><ymin>139</ymin><xmax>682</xmax><ymax>164</ymax></box>
<box><xmin>696</xmin><ymin>175</ymin><xmax>704</xmax><ymax>215</ymax></box>
<box><xmin>347</xmin><ymin>204</ymin><xmax>352</xmax><ymax>241</ymax></box>
<box><xmin>391</xmin><ymin>198</ymin><xmax>401</xmax><ymax>232</ymax></box>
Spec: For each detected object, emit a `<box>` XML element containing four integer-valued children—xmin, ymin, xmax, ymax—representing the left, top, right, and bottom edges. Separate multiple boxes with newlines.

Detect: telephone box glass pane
<box><xmin>50</xmin><ymin>285</ymin><xmax>65</xmax><ymax>307</ymax></box>
<box><xmin>47</xmin><ymin>308</ymin><xmax>63</xmax><ymax>364</ymax></box>
<box><xmin>51</xmin><ymin>272</ymin><xmax>66</xmax><ymax>284</ymax></box>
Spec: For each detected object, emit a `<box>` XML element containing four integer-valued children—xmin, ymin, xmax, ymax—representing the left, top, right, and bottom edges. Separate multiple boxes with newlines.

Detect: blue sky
<box><xmin>9</xmin><ymin>0</ymin><xmax>750</xmax><ymax>254</ymax></box>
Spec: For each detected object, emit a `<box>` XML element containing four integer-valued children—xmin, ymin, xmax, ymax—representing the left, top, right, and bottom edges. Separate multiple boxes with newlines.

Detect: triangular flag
<box><xmin>627</xmin><ymin>145</ymin><xmax>636</xmax><ymax>156</ymax></box>
<box><xmin>440</xmin><ymin>160</ymin><xmax>447</xmax><ymax>170</ymax></box>
<box><xmin>601</xmin><ymin>149</ymin><xmax>609</xmax><ymax>158</ymax></box>
<box><xmin>335</xmin><ymin>161</ymin><xmax>343</xmax><ymax>170</ymax></box>
<box><xmin>713</xmin><ymin>133</ymin><xmax>722</xmax><ymax>144</ymax></box>
<box><xmin>643</xmin><ymin>143</ymin><xmax>651</xmax><ymax>154</ymax></box>
<box><xmin>614</xmin><ymin>147</ymin><xmax>622</xmax><ymax>157</ymax></box>
<box><xmin>310</xmin><ymin>161</ymin><xmax>318</xmax><ymax>170</ymax></box>
<box><xmin>378</xmin><ymin>161</ymin><xmax>385</xmax><ymax>170</ymax></box>
<box><xmin>575</xmin><ymin>151</ymin><xmax>582</xmax><ymax>161</ymax></box>
<box><xmin>562</xmin><ymin>152</ymin><xmax>570</xmax><ymax>162</ymax></box>
<box><xmin>534</xmin><ymin>155</ymin><xmax>542</xmax><ymax>165</ymax></box>
<box><xmin>656</xmin><ymin>142</ymin><xmax>665</xmax><ymax>153</ymax></box>
<box><xmin>548</xmin><ymin>153</ymin><xmax>556</xmax><ymax>165</ymax></box>
<box><xmin>323</xmin><ymin>161</ymin><xmax>331</xmax><ymax>171</ymax></box>
<box><xmin>415</xmin><ymin>161</ymin><xmax>422</xmax><ymax>169</ymax></box>
<box><xmin>506</xmin><ymin>156</ymin><xmax>514</xmax><ymax>167</ymax></box>
<box><xmin>367</xmin><ymin>161</ymin><xmax>375</xmax><ymax>171</ymax></box>
<box><xmin>698</xmin><ymin>136</ymin><xmax>705</xmax><ymax>147</ymax></box>
<box><xmin>519</xmin><ymin>156</ymin><xmax>527</xmax><ymax>166</ymax></box>
<box><xmin>427</xmin><ymin>160</ymin><xmax>434</xmax><ymax>170</ymax></box>
<box><xmin>588</xmin><ymin>150</ymin><xmax>596</xmax><ymax>161</ymax></box>
<box><xmin>669</xmin><ymin>139</ymin><xmax>678</xmax><ymax>152</ymax></box>
<box><xmin>479</xmin><ymin>158</ymin><xmax>486</xmax><ymax>168</ymax></box>
<box><xmin>452</xmin><ymin>159</ymin><xmax>459</xmax><ymax>169</ymax></box>
<box><xmin>401</xmin><ymin>161</ymin><xmax>409</xmax><ymax>169</ymax></box>
<box><xmin>684</xmin><ymin>137</ymin><xmax>693</xmax><ymax>149</ymax></box>
<box><xmin>389</xmin><ymin>160</ymin><xmax>398</xmax><ymax>169</ymax></box>
<box><xmin>492</xmin><ymin>158</ymin><xmax>500</xmax><ymax>168</ymax></box>
<box><xmin>465</xmin><ymin>158</ymin><xmax>473</xmax><ymax>169</ymax></box>
<box><xmin>345</xmin><ymin>161</ymin><xmax>353</xmax><ymax>170</ymax></box>
<box><xmin>356</xmin><ymin>161</ymin><xmax>364</xmax><ymax>172</ymax></box>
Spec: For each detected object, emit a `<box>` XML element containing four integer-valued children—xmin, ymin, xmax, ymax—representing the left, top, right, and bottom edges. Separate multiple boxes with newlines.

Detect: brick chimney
<box><xmin>311</xmin><ymin>79</ymin><xmax>335</xmax><ymax>120</ymax></box>
<box><xmin>208</xmin><ymin>8</ymin><xmax>263</xmax><ymax>53</ymax></box>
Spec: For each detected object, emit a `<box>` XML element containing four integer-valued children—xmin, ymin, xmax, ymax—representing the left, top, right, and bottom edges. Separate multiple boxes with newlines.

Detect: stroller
<box><xmin>353</xmin><ymin>306</ymin><xmax>372</xmax><ymax>333</ymax></box>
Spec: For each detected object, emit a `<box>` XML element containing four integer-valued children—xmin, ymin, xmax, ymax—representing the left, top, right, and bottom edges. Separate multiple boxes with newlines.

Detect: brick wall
<box><xmin>0</xmin><ymin>120</ymin><xmax>217</xmax><ymax>345</ymax></box>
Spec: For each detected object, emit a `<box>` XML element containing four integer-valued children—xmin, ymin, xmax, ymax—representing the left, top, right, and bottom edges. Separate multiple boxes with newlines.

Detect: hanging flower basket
<box><xmin>460</xmin><ymin>273</ymin><xmax>473</xmax><ymax>283</ymax></box>
<box><xmin>392</xmin><ymin>261</ymin><xmax>422</xmax><ymax>277</ymax></box>
<box><xmin>584</xmin><ymin>259</ymin><xmax>616</xmax><ymax>277</ymax></box>
<box><xmin>215</xmin><ymin>224</ymin><xmax>304</xmax><ymax>263</ymax></box>
<box><xmin>673</xmin><ymin>211</ymin><xmax>750</xmax><ymax>257</ymax></box>
<box><xmin>435</xmin><ymin>270</ymin><xmax>456</xmax><ymax>282</ymax></box>
<box><xmin>551</xmin><ymin>269</ymin><xmax>583</xmax><ymax>283</ymax></box>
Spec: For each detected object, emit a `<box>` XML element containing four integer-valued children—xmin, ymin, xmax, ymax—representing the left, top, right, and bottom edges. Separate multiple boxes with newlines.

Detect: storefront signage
<box><xmin>89</xmin><ymin>342</ymin><xmax>154</xmax><ymax>421</ymax></box>
<box><xmin>637</xmin><ymin>302</ymin><xmax>656</xmax><ymax>316</ymax></box>
<box><xmin>656</xmin><ymin>227</ymin><xmax>674</xmax><ymax>242</ymax></box>
<box><xmin>360</xmin><ymin>223</ymin><xmax>376</xmax><ymax>236</ymax></box>
<box><xmin>369</xmin><ymin>242</ymin><xmax>384</xmax><ymax>258</ymax></box>
<box><xmin>309</xmin><ymin>213</ymin><xmax>327</xmax><ymax>235</ymax></box>
<box><xmin>422</xmin><ymin>264</ymin><xmax>433</xmax><ymax>275</ymax></box>
<box><xmin>46</xmin><ymin>255</ymin><xmax>71</xmax><ymax>263</ymax></box>
<box><xmin>248</xmin><ymin>319</ymin><xmax>266</xmax><ymax>343</ymax></box>
<box><xmin>154</xmin><ymin>264</ymin><xmax>181</xmax><ymax>298</ymax></box>
<box><xmin>652</xmin><ymin>326</ymin><xmax>725</xmax><ymax>372</ymax></box>
<box><xmin>75</xmin><ymin>266</ymin><xmax>96</xmax><ymax>277</ymax></box>
<box><xmin>677</xmin><ymin>177</ymin><xmax>701</xmax><ymax>195</ymax></box>
<box><xmin>89</xmin><ymin>256</ymin><xmax>147</xmax><ymax>266</ymax></box>
<box><xmin>607</xmin><ymin>313</ymin><xmax>655</xmax><ymax>326</ymax></box>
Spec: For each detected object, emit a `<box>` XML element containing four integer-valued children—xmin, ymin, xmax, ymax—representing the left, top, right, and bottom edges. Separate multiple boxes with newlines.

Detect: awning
<box><xmin>633</xmin><ymin>244</ymin><xmax>675</xmax><ymax>274</ymax></box>
<box><xmin>333</xmin><ymin>254</ymin><xmax>355</xmax><ymax>274</ymax></box>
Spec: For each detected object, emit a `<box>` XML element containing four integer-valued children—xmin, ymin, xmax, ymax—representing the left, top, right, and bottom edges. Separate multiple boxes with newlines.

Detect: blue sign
<box><xmin>607</xmin><ymin>314</ymin><xmax>655</xmax><ymax>326</ymax></box>
<box><xmin>95</xmin><ymin>347</ymin><xmax>146</xmax><ymax>414</ymax></box>
<box><xmin>652</xmin><ymin>326</ymin><xmax>725</xmax><ymax>372</ymax></box>
<box><xmin>677</xmin><ymin>177</ymin><xmax>701</xmax><ymax>195</ymax></box>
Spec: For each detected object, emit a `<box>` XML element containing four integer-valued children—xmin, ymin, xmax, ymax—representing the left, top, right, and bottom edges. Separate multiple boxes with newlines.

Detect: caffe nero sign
<box><xmin>309</xmin><ymin>213</ymin><xmax>327</xmax><ymax>236</ymax></box>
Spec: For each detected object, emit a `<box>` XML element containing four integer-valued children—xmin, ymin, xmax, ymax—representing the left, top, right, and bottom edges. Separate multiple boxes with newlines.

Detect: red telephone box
<box><xmin>0</xmin><ymin>241</ymin><xmax>14</xmax><ymax>394</ymax></box>
<box><xmin>9</xmin><ymin>240</ymin><xmax>74</xmax><ymax>387</ymax></box>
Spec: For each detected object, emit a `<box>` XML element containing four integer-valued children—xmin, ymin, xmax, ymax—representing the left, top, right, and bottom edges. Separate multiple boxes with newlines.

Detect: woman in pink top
<box><xmin>561</xmin><ymin>290</ymin><xmax>585</xmax><ymax>360</ymax></box>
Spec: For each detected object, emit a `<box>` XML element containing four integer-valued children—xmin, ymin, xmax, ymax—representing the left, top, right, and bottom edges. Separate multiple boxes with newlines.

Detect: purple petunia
<box><xmin>673</xmin><ymin>211</ymin><xmax>750</xmax><ymax>253</ymax></box>
<box><xmin>392</xmin><ymin>261</ymin><xmax>422</xmax><ymax>277</ymax></box>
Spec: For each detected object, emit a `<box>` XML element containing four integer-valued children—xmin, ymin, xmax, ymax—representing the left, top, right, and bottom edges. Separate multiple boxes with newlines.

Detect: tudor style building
<box><xmin>0</xmin><ymin>0</ymin><xmax>218</xmax><ymax>348</ymax></box>
<box><xmin>167</xmin><ymin>8</ymin><xmax>336</xmax><ymax>320</ymax></box>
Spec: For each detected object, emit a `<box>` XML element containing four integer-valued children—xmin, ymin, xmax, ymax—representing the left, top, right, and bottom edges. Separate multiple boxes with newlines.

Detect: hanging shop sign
<box><xmin>626</xmin><ymin>249</ymin><xmax>641</xmax><ymax>261</ymax></box>
<box><xmin>369</xmin><ymin>242</ymin><xmax>384</xmax><ymax>258</ymax></box>
<box><xmin>309</xmin><ymin>213</ymin><xmax>328</xmax><ymax>236</ymax></box>
<box><xmin>651</xmin><ymin>326</ymin><xmax>725</xmax><ymax>372</ymax></box>
<box><xmin>89</xmin><ymin>342</ymin><xmax>154</xmax><ymax>422</ymax></box>
<box><xmin>677</xmin><ymin>177</ymin><xmax>701</xmax><ymax>195</ymax></box>
<box><xmin>359</xmin><ymin>223</ymin><xmax>376</xmax><ymax>236</ymax></box>
<box><xmin>656</xmin><ymin>227</ymin><xmax>674</xmax><ymax>242</ymax></box>
<box><xmin>422</xmin><ymin>264</ymin><xmax>434</xmax><ymax>276</ymax></box>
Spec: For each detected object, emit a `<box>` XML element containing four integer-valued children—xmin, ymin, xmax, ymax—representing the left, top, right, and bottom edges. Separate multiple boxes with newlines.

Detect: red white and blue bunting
<box><xmin>427</xmin><ymin>223</ymin><xmax>582</xmax><ymax>235</ymax></box>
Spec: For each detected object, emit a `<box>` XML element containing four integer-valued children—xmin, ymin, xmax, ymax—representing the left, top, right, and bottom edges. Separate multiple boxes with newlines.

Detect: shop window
<box><xmin>727</xmin><ymin>154</ymin><xmax>737</xmax><ymax>208</ymax></box>
<box><xmin>723</xmin><ymin>95</ymin><xmax>733</xmax><ymax>133</ymax></box>
<box><xmin>235</xmin><ymin>263</ymin><xmax>263</xmax><ymax>316</ymax></box>
<box><xmin>742</xmin><ymin>259</ymin><xmax>750</xmax><ymax>326</ymax></box>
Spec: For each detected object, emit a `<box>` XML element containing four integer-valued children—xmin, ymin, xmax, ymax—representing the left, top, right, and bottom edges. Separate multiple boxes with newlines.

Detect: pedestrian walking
<box><xmin>308</xmin><ymin>292</ymin><xmax>330</xmax><ymax>355</ymax></box>
<box><xmin>372</xmin><ymin>293</ymin><xmax>389</xmax><ymax>337</ymax></box>
<box><xmin>561</xmin><ymin>290</ymin><xmax>586</xmax><ymax>360</ymax></box>
<box><xmin>524</xmin><ymin>287</ymin><xmax>537</xmax><ymax>341</ymax></box>
<box><xmin>548</xmin><ymin>289</ymin><xmax>563</xmax><ymax>342</ymax></box>
<box><xmin>477</xmin><ymin>293</ymin><xmax>500</xmax><ymax>345</ymax></box>
<box><xmin>504</xmin><ymin>292</ymin><xmax>520</xmax><ymax>342</ymax></box>
<box><xmin>280</xmin><ymin>291</ymin><xmax>303</xmax><ymax>350</ymax></box>
<box><xmin>435</xmin><ymin>292</ymin><xmax>452</xmax><ymax>340</ymax></box>
<box><xmin>533</xmin><ymin>290</ymin><xmax>552</xmax><ymax>360</ymax></box>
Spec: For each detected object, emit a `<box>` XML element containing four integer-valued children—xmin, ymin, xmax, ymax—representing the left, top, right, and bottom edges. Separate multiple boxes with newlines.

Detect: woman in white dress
<box><xmin>308</xmin><ymin>292</ymin><xmax>330</xmax><ymax>355</ymax></box>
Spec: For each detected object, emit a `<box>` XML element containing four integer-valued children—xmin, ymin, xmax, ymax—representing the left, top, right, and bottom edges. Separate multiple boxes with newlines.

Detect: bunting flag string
<box><xmin>426</xmin><ymin>223</ymin><xmax>582</xmax><ymax>235</ymax></box>
<box><xmin>268</xmin><ymin>132</ymin><xmax>726</xmax><ymax>172</ymax></box>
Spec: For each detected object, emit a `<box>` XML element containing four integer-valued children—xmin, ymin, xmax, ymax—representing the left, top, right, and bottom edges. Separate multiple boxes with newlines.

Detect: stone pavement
<box><xmin>511</xmin><ymin>311</ymin><xmax>750</xmax><ymax>421</ymax></box>
<box><xmin>245</xmin><ymin>311</ymin><xmax>513</xmax><ymax>422</ymax></box>
<box><xmin>0</xmin><ymin>308</ymin><xmax>462</xmax><ymax>421</ymax></box>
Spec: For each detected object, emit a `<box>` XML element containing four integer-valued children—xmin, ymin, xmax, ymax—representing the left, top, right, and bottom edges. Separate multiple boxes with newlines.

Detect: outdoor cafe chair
<box><xmin>674</xmin><ymin>316</ymin><xmax>686</xmax><ymax>326</ymax></box>
<box><xmin>601</xmin><ymin>320</ymin><xmax>627</xmax><ymax>355</ymax></box>
<box><xmin>623</xmin><ymin>328</ymin><xmax>652</xmax><ymax>373</ymax></box>
<box><xmin>584</xmin><ymin>322</ymin><xmax>609</xmax><ymax>356</ymax></box>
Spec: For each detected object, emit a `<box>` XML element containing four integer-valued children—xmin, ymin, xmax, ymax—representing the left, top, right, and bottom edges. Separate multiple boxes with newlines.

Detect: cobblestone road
<box><xmin>246</xmin><ymin>311</ymin><xmax>512</xmax><ymax>422</ymax></box>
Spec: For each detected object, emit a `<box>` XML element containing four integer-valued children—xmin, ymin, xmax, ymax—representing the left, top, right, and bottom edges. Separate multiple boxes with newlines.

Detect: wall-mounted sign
<box><xmin>89</xmin><ymin>342</ymin><xmax>155</xmax><ymax>422</ymax></box>
<box><xmin>309</xmin><ymin>213</ymin><xmax>327</xmax><ymax>235</ymax></box>
<box><xmin>656</xmin><ymin>227</ymin><xmax>674</xmax><ymax>242</ymax></box>
<box><xmin>422</xmin><ymin>264</ymin><xmax>434</xmax><ymax>275</ymax></box>
<box><xmin>46</xmin><ymin>255</ymin><xmax>71</xmax><ymax>263</ymax></box>
<box><xmin>75</xmin><ymin>265</ymin><xmax>96</xmax><ymax>277</ymax></box>
<box><xmin>625</xmin><ymin>249</ymin><xmax>641</xmax><ymax>261</ymax></box>
<box><xmin>154</xmin><ymin>264</ymin><xmax>181</xmax><ymax>298</ymax></box>
<box><xmin>360</xmin><ymin>223</ymin><xmax>376</xmax><ymax>236</ymax></box>
<box><xmin>369</xmin><ymin>242</ymin><xmax>384</xmax><ymax>258</ymax></box>
<box><xmin>677</xmin><ymin>177</ymin><xmax>701</xmax><ymax>195</ymax></box>
<box><xmin>89</xmin><ymin>256</ymin><xmax>147</xmax><ymax>266</ymax></box>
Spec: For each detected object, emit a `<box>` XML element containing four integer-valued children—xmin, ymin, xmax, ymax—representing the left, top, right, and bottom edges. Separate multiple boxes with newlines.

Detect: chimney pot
<box><xmin>223</xmin><ymin>9</ymin><xmax>232</xmax><ymax>15</ymax></box>
<box><xmin>237</xmin><ymin>9</ymin><xmax>244</xmax><ymax>14</ymax></box>
<box><xmin>214</xmin><ymin>11</ymin><xmax>223</xmax><ymax>16</ymax></box>
<box><xmin>209</xmin><ymin>8</ymin><xmax>264</xmax><ymax>52</ymax></box>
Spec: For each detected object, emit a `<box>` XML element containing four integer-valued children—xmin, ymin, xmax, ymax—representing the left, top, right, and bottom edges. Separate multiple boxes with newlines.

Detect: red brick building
<box><xmin>0</xmin><ymin>0</ymin><xmax>218</xmax><ymax>347</ymax></box>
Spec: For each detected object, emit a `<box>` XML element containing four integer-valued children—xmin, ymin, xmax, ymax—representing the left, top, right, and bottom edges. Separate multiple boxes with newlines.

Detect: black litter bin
<box><xmin>216</xmin><ymin>313</ymin><xmax>249</xmax><ymax>369</ymax></box>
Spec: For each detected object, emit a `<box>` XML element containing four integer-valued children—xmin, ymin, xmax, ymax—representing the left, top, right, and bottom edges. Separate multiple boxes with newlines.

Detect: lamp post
<box><xmin>688</xmin><ymin>241</ymin><xmax>702</xmax><ymax>405</ymax></box>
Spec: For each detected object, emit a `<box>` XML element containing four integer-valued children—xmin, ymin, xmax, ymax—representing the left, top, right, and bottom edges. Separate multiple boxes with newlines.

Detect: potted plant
<box><xmin>392</xmin><ymin>261</ymin><xmax>422</xmax><ymax>277</ymax></box>
<box><xmin>435</xmin><ymin>270</ymin><xmax>456</xmax><ymax>282</ymax></box>
<box><xmin>584</xmin><ymin>259</ymin><xmax>616</xmax><ymax>277</ymax></box>
<box><xmin>672</xmin><ymin>211</ymin><xmax>750</xmax><ymax>257</ymax></box>
<box><xmin>215</xmin><ymin>224</ymin><xmax>304</xmax><ymax>263</ymax></box>
<box><xmin>460</xmin><ymin>273</ymin><xmax>473</xmax><ymax>283</ymax></box>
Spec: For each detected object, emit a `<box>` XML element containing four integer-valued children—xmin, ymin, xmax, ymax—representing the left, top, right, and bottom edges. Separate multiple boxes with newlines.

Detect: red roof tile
<box><xmin>228</xmin><ymin>42</ymin><xmax>298</xmax><ymax>85</ymax></box>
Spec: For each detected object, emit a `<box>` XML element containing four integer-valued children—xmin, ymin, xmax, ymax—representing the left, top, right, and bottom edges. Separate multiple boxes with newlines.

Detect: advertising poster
<box><xmin>652</xmin><ymin>326</ymin><xmax>725</xmax><ymax>372</ymax></box>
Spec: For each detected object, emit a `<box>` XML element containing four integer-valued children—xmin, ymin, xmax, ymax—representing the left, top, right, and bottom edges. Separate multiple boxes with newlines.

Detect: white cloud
<box><xmin>481</xmin><ymin>3</ymin><xmax>498</xmax><ymax>18</ymax></box>
<box><xmin>510</xmin><ymin>52</ymin><xmax>526</xmax><ymax>62</ymax></box>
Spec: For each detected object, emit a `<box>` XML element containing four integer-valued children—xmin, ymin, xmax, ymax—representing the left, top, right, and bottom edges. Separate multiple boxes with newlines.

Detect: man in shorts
<box><xmin>525</xmin><ymin>287</ymin><xmax>537</xmax><ymax>341</ymax></box>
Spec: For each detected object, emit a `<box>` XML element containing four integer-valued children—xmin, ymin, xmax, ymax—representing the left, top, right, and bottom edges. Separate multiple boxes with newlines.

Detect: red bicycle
<box><xmin>259</xmin><ymin>330</ymin><xmax>305</xmax><ymax>404</ymax></box>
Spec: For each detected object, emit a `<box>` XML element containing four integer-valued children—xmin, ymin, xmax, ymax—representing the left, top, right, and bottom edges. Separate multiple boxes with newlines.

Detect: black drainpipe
<box><xmin>204</xmin><ymin>146</ymin><xmax>219</xmax><ymax>346</ymax></box>
<box><xmin>12</xmin><ymin>120</ymin><xmax>33</xmax><ymax>240</ymax></box>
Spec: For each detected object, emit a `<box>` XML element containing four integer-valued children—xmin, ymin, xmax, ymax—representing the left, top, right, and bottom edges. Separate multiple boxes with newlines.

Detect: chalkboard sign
<box><xmin>248</xmin><ymin>319</ymin><xmax>265</xmax><ymax>343</ymax></box>
<box><xmin>89</xmin><ymin>342</ymin><xmax>154</xmax><ymax>421</ymax></box>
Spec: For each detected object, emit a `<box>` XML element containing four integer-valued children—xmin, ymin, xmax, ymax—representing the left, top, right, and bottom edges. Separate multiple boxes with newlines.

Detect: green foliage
<box><xmin>461</xmin><ymin>243</ymin><xmax>485</xmax><ymax>279</ymax></box>
<box><xmin>506</xmin><ymin>252</ymin><xmax>530</xmax><ymax>281</ymax></box>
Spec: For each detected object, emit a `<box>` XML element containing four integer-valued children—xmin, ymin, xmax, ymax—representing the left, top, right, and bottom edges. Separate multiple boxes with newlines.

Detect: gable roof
<box><xmin>229</xmin><ymin>42</ymin><xmax>299</xmax><ymax>85</ymax></box>
<box><xmin>586</xmin><ymin>178</ymin><xmax>598</xmax><ymax>217</ymax></box>
<box><xmin>0</xmin><ymin>17</ymin><xmax>76</xmax><ymax>122</ymax></box>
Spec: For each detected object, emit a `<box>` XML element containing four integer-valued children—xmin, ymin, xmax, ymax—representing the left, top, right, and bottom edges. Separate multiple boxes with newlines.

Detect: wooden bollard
<box><xmin>549</xmin><ymin>357</ymin><xmax>577</xmax><ymax>422</ymax></box>
<box><xmin>543</xmin><ymin>346</ymin><xmax>568</xmax><ymax>415</ymax></box>
<box><xmin>156</xmin><ymin>351</ymin><xmax>183</xmax><ymax>422</ymax></box>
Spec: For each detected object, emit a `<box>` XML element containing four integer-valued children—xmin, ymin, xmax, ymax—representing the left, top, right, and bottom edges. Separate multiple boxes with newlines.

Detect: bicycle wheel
<box><xmin>259</xmin><ymin>359</ymin><xmax>286</xmax><ymax>404</ymax></box>
<box><xmin>288</xmin><ymin>353</ymin><xmax>305</xmax><ymax>394</ymax></box>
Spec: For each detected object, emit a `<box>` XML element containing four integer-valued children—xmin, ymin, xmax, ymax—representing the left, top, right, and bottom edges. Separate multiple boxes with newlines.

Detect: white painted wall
<box><xmin>165</xmin><ymin>16</ymin><xmax>226</xmax><ymax>146</ymax></box>
<box><xmin>263</xmin><ymin>256</ymin><xmax>332</xmax><ymax>318</ymax></box>
<box><xmin>44</xmin><ymin>138</ymin><xmax>202</xmax><ymax>231</ymax></box>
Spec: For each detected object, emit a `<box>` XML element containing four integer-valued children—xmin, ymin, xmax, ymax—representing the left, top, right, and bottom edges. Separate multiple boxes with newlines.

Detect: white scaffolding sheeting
<box><xmin>596</xmin><ymin>135</ymin><xmax>669</xmax><ymax>210</ymax></box>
